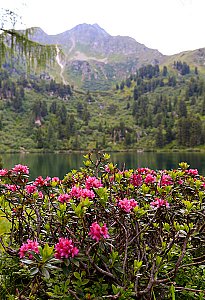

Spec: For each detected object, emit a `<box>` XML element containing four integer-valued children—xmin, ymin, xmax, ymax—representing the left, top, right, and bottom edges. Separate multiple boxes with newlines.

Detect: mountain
<box><xmin>163</xmin><ymin>48</ymin><xmax>205</xmax><ymax>75</ymax></box>
<box><xmin>29</xmin><ymin>24</ymin><xmax>165</xmax><ymax>90</ymax></box>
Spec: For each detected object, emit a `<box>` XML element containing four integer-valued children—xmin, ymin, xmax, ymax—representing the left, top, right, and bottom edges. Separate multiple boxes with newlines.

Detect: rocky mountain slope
<box><xmin>30</xmin><ymin>24</ymin><xmax>165</xmax><ymax>90</ymax></box>
<box><xmin>19</xmin><ymin>23</ymin><xmax>204</xmax><ymax>90</ymax></box>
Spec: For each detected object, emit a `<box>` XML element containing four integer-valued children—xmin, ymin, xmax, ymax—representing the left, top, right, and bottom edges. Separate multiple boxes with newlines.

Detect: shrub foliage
<box><xmin>0</xmin><ymin>153</ymin><xmax>205</xmax><ymax>299</ymax></box>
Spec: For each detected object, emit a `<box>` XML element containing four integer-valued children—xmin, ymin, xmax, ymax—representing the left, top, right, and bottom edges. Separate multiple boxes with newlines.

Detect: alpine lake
<box><xmin>1</xmin><ymin>151</ymin><xmax>205</xmax><ymax>180</ymax></box>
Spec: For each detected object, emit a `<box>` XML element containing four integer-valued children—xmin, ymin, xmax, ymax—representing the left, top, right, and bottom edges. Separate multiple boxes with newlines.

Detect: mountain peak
<box><xmin>70</xmin><ymin>23</ymin><xmax>110</xmax><ymax>39</ymax></box>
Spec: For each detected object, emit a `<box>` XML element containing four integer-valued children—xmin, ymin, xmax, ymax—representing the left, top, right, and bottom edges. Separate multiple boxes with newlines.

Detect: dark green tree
<box><xmin>155</xmin><ymin>126</ymin><xmax>164</xmax><ymax>148</ymax></box>
<box><xmin>162</xmin><ymin>66</ymin><xmax>168</xmax><ymax>76</ymax></box>
<box><xmin>178</xmin><ymin>100</ymin><xmax>187</xmax><ymax>118</ymax></box>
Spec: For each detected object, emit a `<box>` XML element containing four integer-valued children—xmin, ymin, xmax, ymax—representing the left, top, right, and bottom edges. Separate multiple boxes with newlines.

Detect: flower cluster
<box><xmin>12</xmin><ymin>164</ymin><xmax>29</xmax><ymax>175</ymax></box>
<box><xmin>0</xmin><ymin>169</ymin><xmax>8</xmax><ymax>176</ymax></box>
<box><xmin>88</xmin><ymin>222</ymin><xmax>109</xmax><ymax>242</ymax></box>
<box><xmin>186</xmin><ymin>169</ymin><xmax>198</xmax><ymax>176</ymax></box>
<box><xmin>34</xmin><ymin>176</ymin><xmax>51</xmax><ymax>187</ymax></box>
<box><xmin>118</xmin><ymin>198</ymin><xmax>138</xmax><ymax>213</ymax></box>
<box><xmin>52</xmin><ymin>177</ymin><xmax>60</xmax><ymax>183</ymax></box>
<box><xmin>19</xmin><ymin>239</ymin><xmax>39</xmax><ymax>259</ymax></box>
<box><xmin>70</xmin><ymin>186</ymin><xmax>95</xmax><ymax>199</ymax></box>
<box><xmin>130</xmin><ymin>173</ymin><xmax>143</xmax><ymax>186</ymax></box>
<box><xmin>54</xmin><ymin>237</ymin><xmax>79</xmax><ymax>259</ymax></box>
<box><xmin>159</xmin><ymin>173</ymin><xmax>173</xmax><ymax>186</ymax></box>
<box><xmin>58</xmin><ymin>193</ymin><xmax>70</xmax><ymax>203</ymax></box>
<box><xmin>150</xmin><ymin>198</ymin><xmax>169</xmax><ymax>208</ymax></box>
<box><xmin>5</xmin><ymin>184</ymin><xmax>18</xmax><ymax>192</ymax></box>
<box><xmin>144</xmin><ymin>174</ymin><xmax>156</xmax><ymax>184</ymax></box>
<box><xmin>137</xmin><ymin>167</ymin><xmax>154</xmax><ymax>175</ymax></box>
<box><xmin>85</xmin><ymin>176</ymin><xmax>103</xmax><ymax>189</ymax></box>
<box><xmin>26</xmin><ymin>184</ymin><xmax>37</xmax><ymax>194</ymax></box>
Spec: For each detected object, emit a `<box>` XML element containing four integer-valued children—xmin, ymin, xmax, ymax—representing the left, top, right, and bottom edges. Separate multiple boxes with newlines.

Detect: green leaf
<box><xmin>163</xmin><ymin>223</ymin><xmax>170</xmax><ymax>232</ymax></box>
<box><xmin>134</xmin><ymin>260</ymin><xmax>143</xmax><ymax>274</ymax></box>
<box><xmin>141</xmin><ymin>184</ymin><xmax>150</xmax><ymax>194</ymax></box>
<box><xmin>42</xmin><ymin>243</ymin><xmax>54</xmax><ymax>260</ymax></box>
<box><xmin>41</xmin><ymin>267</ymin><xmax>50</xmax><ymax>279</ymax></box>
<box><xmin>73</xmin><ymin>272</ymin><xmax>81</xmax><ymax>280</ymax></box>
<box><xmin>81</xmin><ymin>279</ymin><xmax>89</xmax><ymax>285</ymax></box>
<box><xmin>179</xmin><ymin>162</ymin><xmax>189</xmax><ymax>170</ymax></box>
<box><xmin>59</xmin><ymin>202</ymin><xmax>67</xmax><ymax>212</ymax></box>
<box><xmin>30</xmin><ymin>267</ymin><xmax>39</xmax><ymax>276</ymax></box>
<box><xmin>170</xmin><ymin>284</ymin><xmax>175</xmax><ymax>300</ymax></box>
<box><xmin>103</xmin><ymin>153</ymin><xmax>110</xmax><ymax>160</ymax></box>
<box><xmin>156</xmin><ymin>256</ymin><xmax>162</xmax><ymax>266</ymax></box>
<box><xmin>21</xmin><ymin>259</ymin><xmax>34</xmax><ymax>265</ymax></box>
<box><xmin>112</xmin><ymin>284</ymin><xmax>120</xmax><ymax>294</ymax></box>
<box><xmin>39</xmin><ymin>246</ymin><xmax>43</xmax><ymax>256</ymax></box>
<box><xmin>72</xmin><ymin>259</ymin><xmax>80</xmax><ymax>267</ymax></box>
<box><xmin>48</xmin><ymin>258</ymin><xmax>62</xmax><ymax>264</ymax></box>
<box><xmin>44</xmin><ymin>263</ymin><xmax>60</xmax><ymax>270</ymax></box>
<box><xmin>84</xmin><ymin>160</ymin><xmax>92</xmax><ymax>167</ymax></box>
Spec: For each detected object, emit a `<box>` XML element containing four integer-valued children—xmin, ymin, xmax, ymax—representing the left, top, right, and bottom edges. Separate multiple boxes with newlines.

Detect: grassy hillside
<box><xmin>163</xmin><ymin>48</ymin><xmax>205</xmax><ymax>75</ymax></box>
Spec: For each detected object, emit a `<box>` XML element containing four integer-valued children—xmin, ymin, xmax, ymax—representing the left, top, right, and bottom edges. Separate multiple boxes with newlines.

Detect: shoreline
<box><xmin>0</xmin><ymin>148</ymin><xmax>203</xmax><ymax>155</ymax></box>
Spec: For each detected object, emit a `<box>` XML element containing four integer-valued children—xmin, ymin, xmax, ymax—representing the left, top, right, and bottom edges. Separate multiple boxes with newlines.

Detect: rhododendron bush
<box><xmin>0</xmin><ymin>153</ymin><xmax>205</xmax><ymax>299</ymax></box>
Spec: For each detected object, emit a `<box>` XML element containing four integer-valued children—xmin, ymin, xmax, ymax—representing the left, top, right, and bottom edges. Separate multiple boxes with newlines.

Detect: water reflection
<box><xmin>1</xmin><ymin>152</ymin><xmax>205</xmax><ymax>180</ymax></box>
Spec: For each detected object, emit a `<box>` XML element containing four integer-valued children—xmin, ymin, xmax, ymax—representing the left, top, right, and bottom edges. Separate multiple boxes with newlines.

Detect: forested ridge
<box><xmin>0</xmin><ymin>61</ymin><xmax>205</xmax><ymax>152</ymax></box>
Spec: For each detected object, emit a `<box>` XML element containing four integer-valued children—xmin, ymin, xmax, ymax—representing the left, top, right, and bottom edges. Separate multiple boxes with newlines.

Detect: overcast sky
<box><xmin>1</xmin><ymin>0</ymin><xmax>205</xmax><ymax>55</ymax></box>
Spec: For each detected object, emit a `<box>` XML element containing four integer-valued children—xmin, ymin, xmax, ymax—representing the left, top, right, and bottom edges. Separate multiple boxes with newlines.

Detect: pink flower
<box><xmin>105</xmin><ymin>165</ymin><xmax>111</xmax><ymax>173</ymax></box>
<box><xmin>51</xmin><ymin>177</ymin><xmax>61</xmax><ymax>185</ymax></box>
<box><xmin>0</xmin><ymin>169</ymin><xmax>8</xmax><ymax>176</ymax></box>
<box><xmin>81</xmin><ymin>188</ymin><xmax>95</xmax><ymax>199</ymax></box>
<box><xmin>118</xmin><ymin>198</ymin><xmax>138</xmax><ymax>213</ymax></box>
<box><xmin>88</xmin><ymin>222</ymin><xmax>109</xmax><ymax>242</ymax></box>
<box><xmin>85</xmin><ymin>176</ymin><xmax>103</xmax><ymax>189</ymax></box>
<box><xmin>70</xmin><ymin>186</ymin><xmax>95</xmax><ymax>199</ymax></box>
<box><xmin>100</xmin><ymin>224</ymin><xmax>110</xmax><ymax>239</ymax></box>
<box><xmin>159</xmin><ymin>174</ymin><xmax>173</xmax><ymax>186</ymax></box>
<box><xmin>34</xmin><ymin>176</ymin><xmax>50</xmax><ymax>186</ymax></box>
<box><xmin>144</xmin><ymin>174</ymin><xmax>156</xmax><ymax>184</ymax></box>
<box><xmin>5</xmin><ymin>184</ymin><xmax>18</xmax><ymax>192</ymax></box>
<box><xmin>52</xmin><ymin>177</ymin><xmax>60</xmax><ymax>182</ymax></box>
<box><xmin>38</xmin><ymin>191</ymin><xmax>44</xmax><ymax>199</ymax></box>
<box><xmin>26</xmin><ymin>184</ymin><xmax>37</xmax><ymax>194</ymax></box>
<box><xmin>19</xmin><ymin>239</ymin><xmax>39</xmax><ymax>259</ymax></box>
<box><xmin>187</xmin><ymin>169</ymin><xmax>198</xmax><ymax>176</ymax></box>
<box><xmin>137</xmin><ymin>167</ymin><xmax>151</xmax><ymax>175</ymax></box>
<box><xmin>130</xmin><ymin>174</ymin><xmax>143</xmax><ymax>186</ymax></box>
<box><xmin>34</xmin><ymin>176</ymin><xmax>45</xmax><ymax>186</ymax></box>
<box><xmin>150</xmin><ymin>198</ymin><xmax>169</xmax><ymax>209</ymax></box>
<box><xmin>54</xmin><ymin>237</ymin><xmax>79</xmax><ymax>259</ymax></box>
<box><xmin>70</xmin><ymin>186</ymin><xmax>83</xmax><ymax>198</ymax></box>
<box><xmin>12</xmin><ymin>164</ymin><xmax>29</xmax><ymax>175</ymax></box>
<box><xmin>58</xmin><ymin>193</ymin><xmax>70</xmax><ymax>203</ymax></box>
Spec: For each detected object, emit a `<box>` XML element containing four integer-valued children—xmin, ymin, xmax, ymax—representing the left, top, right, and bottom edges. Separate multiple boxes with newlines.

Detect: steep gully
<box><xmin>55</xmin><ymin>38</ymin><xmax>75</xmax><ymax>85</ymax></box>
<box><xmin>55</xmin><ymin>45</ymin><xmax>66</xmax><ymax>85</ymax></box>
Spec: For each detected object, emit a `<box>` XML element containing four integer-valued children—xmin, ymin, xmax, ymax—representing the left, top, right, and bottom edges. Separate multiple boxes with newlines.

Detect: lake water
<box><xmin>1</xmin><ymin>152</ymin><xmax>205</xmax><ymax>180</ymax></box>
